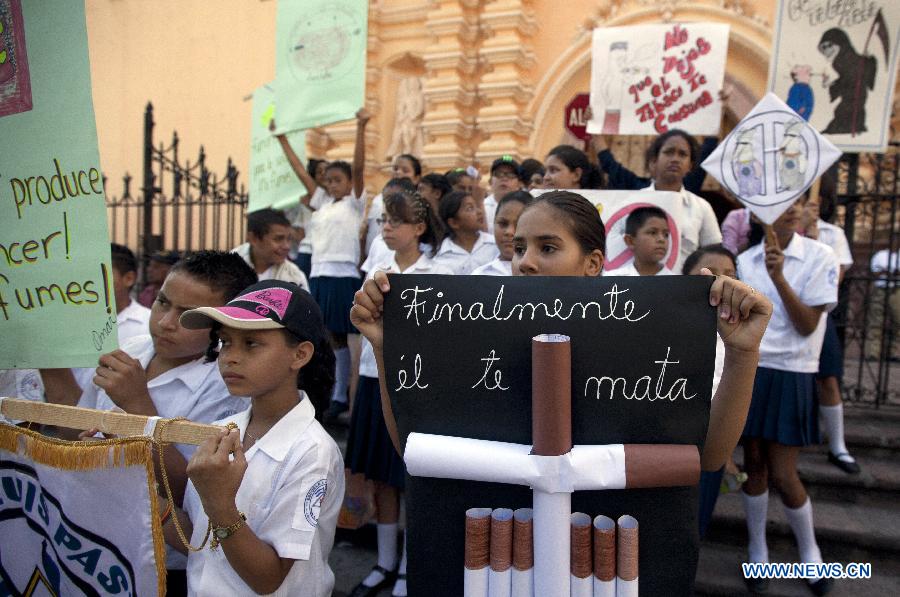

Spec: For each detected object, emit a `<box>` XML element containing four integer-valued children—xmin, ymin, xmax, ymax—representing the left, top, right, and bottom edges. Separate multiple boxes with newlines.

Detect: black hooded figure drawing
<box><xmin>818</xmin><ymin>28</ymin><xmax>877</xmax><ymax>135</ymax></box>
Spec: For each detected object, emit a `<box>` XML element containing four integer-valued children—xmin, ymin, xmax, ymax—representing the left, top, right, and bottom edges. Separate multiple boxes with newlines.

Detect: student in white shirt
<box><xmin>472</xmin><ymin>190</ymin><xmax>534</xmax><ymax>276</ymax></box>
<box><xmin>737</xmin><ymin>196</ymin><xmax>839</xmax><ymax>595</ymax></box>
<box><xmin>233</xmin><ymin>209</ymin><xmax>309</xmax><ymax>290</ymax></box>
<box><xmin>308</xmin><ymin>109</ymin><xmax>369</xmax><ymax>422</ymax></box>
<box><xmin>72</xmin><ymin>244</ymin><xmax>152</xmax><ymax>389</ymax></box>
<box><xmin>802</xmin><ymin>188</ymin><xmax>860</xmax><ymax>474</ymax></box>
<box><xmin>362</xmin><ymin>178</ymin><xmax>421</xmax><ymax>276</ymax></box>
<box><xmin>542</xmin><ymin>145</ymin><xmax>603</xmax><ymax>190</ymax></box>
<box><xmin>166</xmin><ymin>280</ymin><xmax>343</xmax><ymax>597</ymax></box>
<box><xmin>347</xmin><ymin>191</ymin><xmax>449</xmax><ymax>597</ymax></box>
<box><xmin>361</xmin><ymin>154</ymin><xmax>423</xmax><ymax>256</ymax></box>
<box><xmin>434</xmin><ymin>191</ymin><xmax>499</xmax><ymax>275</ymax></box>
<box><xmin>482</xmin><ymin>156</ymin><xmax>524</xmax><ymax>233</ymax></box>
<box><xmin>605</xmin><ymin>206</ymin><xmax>676</xmax><ymax>277</ymax></box>
<box><xmin>643</xmin><ymin>129</ymin><xmax>722</xmax><ymax>270</ymax></box>
<box><xmin>40</xmin><ymin>251</ymin><xmax>257</xmax><ymax>594</ymax></box>
<box><xmin>417</xmin><ymin>172</ymin><xmax>451</xmax><ymax>215</ymax></box>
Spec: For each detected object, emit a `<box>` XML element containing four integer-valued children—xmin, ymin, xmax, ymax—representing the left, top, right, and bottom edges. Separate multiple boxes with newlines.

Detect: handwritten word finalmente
<box><xmin>400</xmin><ymin>284</ymin><xmax>650</xmax><ymax>327</ymax></box>
<box><xmin>471</xmin><ymin>350</ymin><xmax>509</xmax><ymax>391</ymax></box>
<box><xmin>583</xmin><ymin>346</ymin><xmax>697</xmax><ymax>402</ymax></box>
<box><xmin>396</xmin><ymin>353</ymin><xmax>429</xmax><ymax>391</ymax></box>
<box><xmin>788</xmin><ymin>0</ymin><xmax>879</xmax><ymax>28</ymax></box>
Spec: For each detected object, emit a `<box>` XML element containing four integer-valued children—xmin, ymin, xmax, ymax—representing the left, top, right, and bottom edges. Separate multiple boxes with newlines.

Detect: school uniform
<box><xmin>645</xmin><ymin>183</ymin><xmax>722</xmax><ymax>270</ymax></box>
<box><xmin>73</xmin><ymin>299</ymin><xmax>152</xmax><ymax>389</ymax></box>
<box><xmin>291</xmin><ymin>187</ymin><xmax>333</xmax><ymax>279</ymax></box>
<box><xmin>483</xmin><ymin>194</ymin><xmax>497</xmax><ymax>234</ymax></box>
<box><xmin>604</xmin><ymin>263</ymin><xmax>675</xmax><ymax>276</ymax></box>
<box><xmin>346</xmin><ymin>254</ymin><xmax>452</xmax><ymax>489</ymax></box>
<box><xmin>471</xmin><ymin>257</ymin><xmax>512</xmax><ymax>276</ymax></box>
<box><xmin>184</xmin><ymin>395</ymin><xmax>344</xmax><ymax>597</ymax></box>
<box><xmin>308</xmin><ymin>191</ymin><xmax>365</xmax><ymax>334</ymax></box>
<box><xmin>360</xmin><ymin>234</ymin><xmax>432</xmax><ymax>276</ymax></box>
<box><xmin>738</xmin><ymin>235</ymin><xmax>839</xmax><ymax>445</ymax></box>
<box><xmin>363</xmin><ymin>193</ymin><xmax>384</xmax><ymax>254</ymax></box>
<box><xmin>233</xmin><ymin>243</ymin><xmax>310</xmax><ymax>291</ymax></box>
<box><xmin>433</xmin><ymin>231</ymin><xmax>499</xmax><ymax>275</ymax></box>
<box><xmin>814</xmin><ymin>221</ymin><xmax>853</xmax><ymax>379</ymax></box>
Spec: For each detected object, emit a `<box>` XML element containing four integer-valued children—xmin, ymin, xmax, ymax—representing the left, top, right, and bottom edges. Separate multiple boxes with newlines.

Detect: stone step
<box><xmin>695</xmin><ymin>541</ymin><xmax>899</xmax><ymax>596</ymax></box>
<box><xmin>732</xmin><ymin>449</ymin><xmax>900</xmax><ymax>508</ymax></box>
<box><xmin>704</xmin><ymin>492</ymin><xmax>900</xmax><ymax>574</ymax></box>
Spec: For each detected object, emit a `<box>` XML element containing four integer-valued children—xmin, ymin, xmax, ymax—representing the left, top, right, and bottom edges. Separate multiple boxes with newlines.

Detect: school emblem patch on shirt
<box><xmin>304</xmin><ymin>479</ymin><xmax>328</xmax><ymax>527</ymax></box>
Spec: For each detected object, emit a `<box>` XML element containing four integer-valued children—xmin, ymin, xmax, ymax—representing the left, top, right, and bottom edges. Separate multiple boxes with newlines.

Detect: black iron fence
<box><xmin>835</xmin><ymin>145</ymin><xmax>900</xmax><ymax>407</ymax></box>
<box><xmin>105</xmin><ymin>103</ymin><xmax>248</xmax><ymax>268</ymax></box>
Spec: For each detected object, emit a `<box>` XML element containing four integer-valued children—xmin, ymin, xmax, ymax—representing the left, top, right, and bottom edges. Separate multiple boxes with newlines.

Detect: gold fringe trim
<box><xmin>145</xmin><ymin>450</ymin><xmax>168</xmax><ymax>595</ymax></box>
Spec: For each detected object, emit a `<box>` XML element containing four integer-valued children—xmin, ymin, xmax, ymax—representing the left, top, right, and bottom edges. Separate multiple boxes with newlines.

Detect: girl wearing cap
<box><xmin>161</xmin><ymin>281</ymin><xmax>344</xmax><ymax>596</ymax></box>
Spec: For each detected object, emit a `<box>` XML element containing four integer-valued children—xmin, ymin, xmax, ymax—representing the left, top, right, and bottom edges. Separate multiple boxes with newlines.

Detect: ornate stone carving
<box><xmin>386</xmin><ymin>76</ymin><xmax>426</xmax><ymax>158</ymax></box>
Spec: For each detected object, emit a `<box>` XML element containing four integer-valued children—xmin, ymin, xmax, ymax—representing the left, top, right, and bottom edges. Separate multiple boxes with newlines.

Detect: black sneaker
<box><xmin>324</xmin><ymin>400</ymin><xmax>349</xmax><ymax>424</ymax></box>
<box><xmin>828</xmin><ymin>451</ymin><xmax>861</xmax><ymax>474</ymax></box>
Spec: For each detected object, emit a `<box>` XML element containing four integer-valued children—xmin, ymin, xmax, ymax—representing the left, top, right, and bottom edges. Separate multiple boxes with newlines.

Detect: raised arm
<box><xmin>271</xmin><ymin>119</ymin><xmax>318</xmax><ymax>206</ymax></box>
<box><xmin>353</xmin><ymin>108</ymin><xmax>370</xmax><ymax>199</ymax></box>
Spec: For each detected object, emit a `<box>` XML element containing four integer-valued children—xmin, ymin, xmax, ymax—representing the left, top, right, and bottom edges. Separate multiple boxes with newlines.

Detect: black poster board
<box><xmin>383</xmin><ymin>275</ymin><xmax>716</xmax><ymax>596</ymax></box>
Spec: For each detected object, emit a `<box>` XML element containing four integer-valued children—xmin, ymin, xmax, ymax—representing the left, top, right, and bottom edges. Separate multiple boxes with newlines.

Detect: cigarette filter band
<box><xmin>531</xmin><ymin>334</ymin><xmax>571</xmax><ymax>457</ymax></box>
<box><xmin>623</xmin><ymin>444</ymin><xmax>700</xmax><ymax>488</ymax></box>
<box><xmin>592</xmin><ymin>515</ymin><xmax>616</xmax><ymax>597</ymax></box>
<box><xmin>489</xmin><ymin>508</ymin><xmax>514</xmax><ymax>597</ymax></box>
<box><xmin>615</xmin><ymin>515</ymin><xmax>638</xmax><ymax>597</ymax></box>
<box><xmin>571</xmin><ymin>512</ymin><xmax>592</xmax><ymax>579</ymax></box>
<box><xmin>465</xmin><ymin>508</ymin><xmax>492</xmax><ymax>597</ymax></box>
<box><xmin>511</xmin><ymin>509</ymin><xmax>533</xmax><ymax>597</ymax></box>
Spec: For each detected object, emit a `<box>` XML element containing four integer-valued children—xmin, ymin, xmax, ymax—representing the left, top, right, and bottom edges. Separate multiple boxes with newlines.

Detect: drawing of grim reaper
<box><xmin>817</xmin><ymin>28</ymin><xmax>877</xmax><ymax>135</ymax></box>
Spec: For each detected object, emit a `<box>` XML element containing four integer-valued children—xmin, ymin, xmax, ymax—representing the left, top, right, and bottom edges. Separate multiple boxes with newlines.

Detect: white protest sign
<box><xmin>768</xmin><ymin>1</ymin><xmax>900</xmax><ymax>153</ymax></box>
<box><xmin>701</xmin><ymin>93</ymin><xmax>842</xmax><ymax>225</ymax></box>
<box><xmin>534</xmin><ymin>189</ymin><xmax>686</xmax><ymax>272</ymax></box>
<box><xmin>587</xmin><ymin>23</ymin><xmax>729</xmax><ymax>136</ymax></box>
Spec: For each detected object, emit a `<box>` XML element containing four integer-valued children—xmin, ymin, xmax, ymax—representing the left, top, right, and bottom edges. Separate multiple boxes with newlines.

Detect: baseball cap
<box><xmin>149</xmin><ymin>250</ymin><xmax>181</xmax><ymax>265</ymax></box>
<box><xmin>180</xmin><ymin>280</ymin><xmax>326</xmax><ymax>344</ymax></box>
<box><xmin>490</xmin><ymin>155</ymin><xmax>520</xmax><ymax>176</ymax></box>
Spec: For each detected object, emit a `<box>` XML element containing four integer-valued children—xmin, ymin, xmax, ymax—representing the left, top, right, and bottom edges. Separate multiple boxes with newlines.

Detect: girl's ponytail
<box><xmin>297</xmin><ymin>337</ymin><xmax>336</xmax><ymax>421</ymax></box>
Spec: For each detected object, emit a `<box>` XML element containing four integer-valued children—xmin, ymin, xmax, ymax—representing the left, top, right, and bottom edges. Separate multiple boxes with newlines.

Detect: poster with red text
<box><xmin>587</xmin><ymin>23</ymin><xmax>729</xmax><ymax>136</ymax></box>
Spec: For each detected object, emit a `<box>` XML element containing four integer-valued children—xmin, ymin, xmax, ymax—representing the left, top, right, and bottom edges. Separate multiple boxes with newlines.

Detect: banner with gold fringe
<box><xmin>0</xmin><ymin>423</ymin><xmax>165</xmax><ymax>596</ymax></box>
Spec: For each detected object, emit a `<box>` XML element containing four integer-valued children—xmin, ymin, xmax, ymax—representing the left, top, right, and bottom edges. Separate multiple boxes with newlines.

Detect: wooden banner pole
<box><xmin>0</xmin><ymin>398</ymin><xmax>224</xmax><ymax>446</ymax></box>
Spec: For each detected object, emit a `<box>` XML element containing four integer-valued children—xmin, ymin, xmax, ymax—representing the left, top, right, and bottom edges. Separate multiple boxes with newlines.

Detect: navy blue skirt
<box><xmin>743</xmin><ymin>367</ymin><xmax>819</xmax><ymax>446</ymax></box>
<box><xmin>310</xmin><ymin>275</ymin><xmax>360</xmax><ymax>335</ymax></box>
<box><xmin>817</xmin><ymin>314</ymin><xmax>844</xmax><ymax>379</ymax></box>
<box><xmin>293</xmin><ymin>252</ymin><xmax>312</xmax><ymax>280</ymax></box>
<box><xmin>346</xmin><ymin>376</ymin><xmax>406</xmax><ymax>489</ymax></box>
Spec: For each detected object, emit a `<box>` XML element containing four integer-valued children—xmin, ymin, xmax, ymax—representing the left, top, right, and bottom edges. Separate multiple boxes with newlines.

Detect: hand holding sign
<box><xmin>350</xmin><ymin>270</ymin><xmax>390</xmax><ymax>352</ymax></box>
<box><xmin>707</xmin><ymin>269</ymin><xmax>773</xmax><ymax>352</ymax></box>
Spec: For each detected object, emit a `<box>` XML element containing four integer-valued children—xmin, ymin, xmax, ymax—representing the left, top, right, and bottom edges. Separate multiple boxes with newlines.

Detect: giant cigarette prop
<box><xmin>465</xmin><ymin>508</ymin><xmax>492</xmax><ymax>597</ymax></box>
<box><xmin>570</xmin><ymin>512</ymin><xmax>593</xmax><ymax>597</ymax></box>
<box><xmin>592</xmin><ymin>515</ymin><xmax>616</xmax><ymax>597</ymax></box>
<box><xmin>405</xmin><ymin>336</ymin><xmax>700</xmax><ymax>595</ymax></box>
<box><xmin>0</xmin><ymin>398</ymin><xmax>222</xmax><ymax>445</ymax></box>
<box><xmin>489</xmin><ymin>508</ymin><xmax>513</xmax><ymax>597</ymax></box>
<box><xmin>511</xmin><ymin>508</ymin><xmax>533</xmax><ymax>597</ymax></box>
<box><xmin>616</xmin><ymin>515</ymin><xmax>638</xmax><ymax>597</ymax></box>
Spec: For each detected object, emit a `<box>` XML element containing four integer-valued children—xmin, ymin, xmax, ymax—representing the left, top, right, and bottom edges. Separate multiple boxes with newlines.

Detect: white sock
<box><xmin>820</xmin><ymin>404</ymin><xmax>854</xmax><ymax>461</ymax></box>
<box><xmin>331</xmin><ymin>347</ymin><xmax>350</xmax><ymax>404</ymax></box>
<box><xmin>392</xmin><ymin>535</ymin><xmax>407</xmax><ymax>596</ymax></box>
<box><xmin>741</xmin><ymin>490</ymin><xmax>769</xmax><ymax>563</ymax></box>
<box><xmin>361</xmin><ymin>523</ymin><xmax>398</xmax><ymax>587</ymax></box>
<box><xmin>783</xmin><ymin>498</ymin><xmax>823</xmax><ymax>566</ymax></box>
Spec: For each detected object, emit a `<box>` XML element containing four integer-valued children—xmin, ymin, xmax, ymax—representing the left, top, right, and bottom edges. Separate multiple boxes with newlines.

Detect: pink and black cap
<box><xmin>180</xmin><ymin>280</ymin><xmax>325</xmax><ymax>344</ymax></box>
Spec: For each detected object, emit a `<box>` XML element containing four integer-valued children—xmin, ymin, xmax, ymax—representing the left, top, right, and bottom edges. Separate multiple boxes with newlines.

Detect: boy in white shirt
<box><xmin>482</xmin><ymin>156</ymin><xmax>523</xmax><ymax>234</ymax></box>
<box><xmin>234</xmin><ymin>209</ymin><xmax>309</xmax><ymax>290</ymax></box>
<box><xmin>606</xmin><ymin>206</ymin><xmax>675</xmax><ymax>276</ymax></box>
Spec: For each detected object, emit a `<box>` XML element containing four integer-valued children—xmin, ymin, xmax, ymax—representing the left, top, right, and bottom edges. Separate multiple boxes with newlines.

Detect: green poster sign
<box><xmin>248</xmin><ymin>82</ymin><xmax>307</xmax><ymax>214</ymax></box>
<box><xmin>273</xmin><ymin>0</ymin><xmax>367</xmax><ymax>133</ymax></box>
<box><xmin>0</xmin><ymin>0</ymin><xmax>116</xmax><ymax>368</ymax></box>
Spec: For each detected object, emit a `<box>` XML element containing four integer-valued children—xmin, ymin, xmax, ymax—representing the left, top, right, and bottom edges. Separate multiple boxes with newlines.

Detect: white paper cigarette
<box><xmin>592</xmin><ymin>515</ymin><xmax>616</xmax><ymax>597</ymax></box>
<box><xmin>489</xmin><ymin>508</ymin><xmax>513</xmax><ymax>597</ymax></box>
<box><xmin>466</xmin><ymin>568</ymin><xmax>490</xmax><ymax>597</ymax></box>
<box><xmin>572</xmin><ymin>574</ymin><xmax>593</xmax><ymax>597</ymax></box>
<box><xmin>511</xmin><ymin>568</ymin><xmax>533</xmax><ymax>597</ymax></box>
<box><xmin>615</xmin><ymin>578</ymin><xmax>637</xmax><ymax>597</ymax></box>
<box><xmin>533</xmin><ymin>490</ymin><xmax>571</xmax><ymax>597</ymax></box>
<box><xmin>488</xmin><ymin>569</ymin><xmax>512</xmax><ymax>597</ymax></box>
<box><xmin>511</xmin><ymin>508</ymin><xmax>533</xmax><ymax>597</ymax></box>
<box><xmin>593</xmin><ymin>578</ymin><xmax>616</xmax><ymax>597</ymax></box>
<box><xmin>465</xmin><ymin>508</ymin><xmax>492</xmax><ymax>597</ymax></box>
<box><xmin>615</xmin><ymin>515</ymin><xmax>638</xmax><ymax>597</ymax></box>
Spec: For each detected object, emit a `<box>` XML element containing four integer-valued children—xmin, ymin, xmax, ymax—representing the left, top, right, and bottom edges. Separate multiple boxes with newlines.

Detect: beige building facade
<box><xmin>87</xmin><ymin>0</ymin><xmax>899</xmax><ymax>198</ymax></box>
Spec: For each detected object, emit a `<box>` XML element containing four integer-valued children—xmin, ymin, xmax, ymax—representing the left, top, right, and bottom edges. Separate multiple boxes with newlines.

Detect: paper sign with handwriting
<box><xmin>587</xmin><ymin>23</ymin><xmax>729</xmax><ymax>136</ymax></box>
<box><xmin>0</xmin><ymin>0</ymin><xmax>116</xmax><ymax>368</ymax></box>
<box><xmin>383</xmin><ymin>275</ymin><xmax>716</xmax><ymax>596</ymax></box>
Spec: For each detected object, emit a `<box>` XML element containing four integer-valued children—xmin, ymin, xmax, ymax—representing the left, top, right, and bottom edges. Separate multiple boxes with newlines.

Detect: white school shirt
<box><xmin>73</xmin><ymin>299</ymin><xmax>152</xmax><ymax>389</ymax></box>
<box><xmin>737</xmin><ymin>235</ymin><xmax>839</xmax><ymax>373</ymax></box>
<box><xmin>77</xmin><ymin>335</ymin><xmax>246</xmax><ymax>460</ymax></box>
<box><xmin>361</xmin><ymin>234</ymin><xmax>432</xmax><ymax>275</ymax></box>
<box><xmin>358</xmin><ymin>254</ymin><xmax>453</xmax><ymax>378</ymax></box>
<box><xmin>433</xmin><ymin>231</ymin><xmax>499</xmax><ymax>275</ymax></box>
<box><xmin>604</xmin><ymin>263</ymin><xmax>675</xmax><ymax>276</ymax></box>
<box><xmin>294</xmin><ymin>187</ymin><xmax>334</xmax><ymax>256</ymax></box>
<box><xmin>815</xmin><ymin>220</ymin><xmax>853</xmax><ymax>268</ymax></box>
<box><xmin>483</xmin><ymin>194</ymin><xmax>497</xmax><ymax>234</ymax></box>
<box><xmin>471</xmin><ymin>257</ymin><xmax>512</xmax><ymax>276</ymax></box>
<box><xmin>309</xmin><ymin>191</ymin><xmax>365</xmax><ymax>278</ymax></box>
<box><xmin>184</xmin><ymin>396</ymin><xmax>344</xmax><ymax>597</ymax></box>
<box><xmin>363</xmin><ymin>193</ymin><xmax>384</xmax><ymax>254</ymax></box>
<box><xmin>645</xmin><ymin>183</ymin><xmax>722</xmax><ymax>270</ymax></box>
<box><xmin>233</xmin><ymin>243</ymin><xmax>310</xmax><ymax>291</ymax></box>
<box><xmin>871</xmin><ymin>249</ymin><xmax>899</xmax><ymax>289</ymax></box>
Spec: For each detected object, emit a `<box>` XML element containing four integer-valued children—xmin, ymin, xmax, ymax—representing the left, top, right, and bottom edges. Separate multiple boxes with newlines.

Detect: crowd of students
<box><xmin>8</xmin><ymin>104</ymin><xmax>869</xmax><ymax>596</ymax></box>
